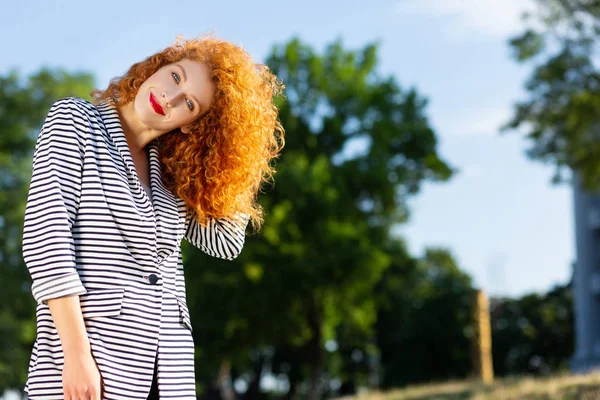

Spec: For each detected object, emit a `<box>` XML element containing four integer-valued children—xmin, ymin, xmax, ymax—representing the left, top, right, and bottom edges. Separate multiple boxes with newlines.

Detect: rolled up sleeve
<box><xmin>184</xmin><ymin>210</ymin><xmax>250</xmax><ymax>260</ymax></box>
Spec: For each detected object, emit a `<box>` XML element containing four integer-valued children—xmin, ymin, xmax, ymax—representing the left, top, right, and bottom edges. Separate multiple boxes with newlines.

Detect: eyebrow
<box><xmin>175</xmin><ymin>63</ymin><xmax>204</xmax><ymax>113</ymax></box>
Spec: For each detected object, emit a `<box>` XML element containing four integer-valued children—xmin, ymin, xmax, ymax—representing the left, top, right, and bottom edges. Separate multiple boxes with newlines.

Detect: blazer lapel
<box><xmin>96</xmin><ymin>101</ymin><xmax>186</xmax><ymax>265</ymax></box>
<box><xmin>148</xmin><ymin>140</ymin><xmax>187</xmax><ymax>264</ymax></box>
<box><xmin>95</xmin><ymin>101</ymin><xmax>142</xmax><ymax>186</ymax></box>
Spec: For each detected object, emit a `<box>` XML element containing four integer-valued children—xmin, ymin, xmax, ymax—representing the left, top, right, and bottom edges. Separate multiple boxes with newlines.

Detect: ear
<box><xmin>181</xmin><ymin>125</ymin><xmax>192</xmax><ymax>134</ymax></box>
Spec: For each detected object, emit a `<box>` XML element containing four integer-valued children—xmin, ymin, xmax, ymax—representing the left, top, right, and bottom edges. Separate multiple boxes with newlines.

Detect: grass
<box><xmin>339</xmin><ymin>371</ymin><xmax>600</xmax><ymax>400</ymax></box>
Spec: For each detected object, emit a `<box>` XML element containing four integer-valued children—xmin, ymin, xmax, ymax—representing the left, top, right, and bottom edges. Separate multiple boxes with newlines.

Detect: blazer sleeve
<box><xmin>184</xmin><ymin>210</ymin><xmax>250</xmax><ymax>260</ymax></box>
<box><xmin>22</xmin><ymin>98</ymin><xmax>88</xmax><ymax>305</ymax></box>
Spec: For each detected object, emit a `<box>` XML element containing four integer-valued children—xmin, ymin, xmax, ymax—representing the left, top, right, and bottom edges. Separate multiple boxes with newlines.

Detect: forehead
<box><xmin>169</xmin><ymin>59</ymin><xmax>212</xmax><ymax>84</ymax></box>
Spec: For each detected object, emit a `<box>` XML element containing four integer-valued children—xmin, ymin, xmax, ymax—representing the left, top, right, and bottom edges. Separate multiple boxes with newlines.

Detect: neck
<box><xmin>116</xmin><ymin>102</ymin><xmax>162</xmax><ymax>155</ymax></box>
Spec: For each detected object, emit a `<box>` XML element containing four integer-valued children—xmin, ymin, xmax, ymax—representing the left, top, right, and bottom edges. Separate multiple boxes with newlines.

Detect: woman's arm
<box><xmin>23</xmin><ymin>98</ymin><xmax>101</xmax><ymax>398</ymax></box>
<box><xmin>47</xmin><ymin>296</ymin><xmax>90</xmax><ymax>355</ymax></box>
<box><xmin>48</xmin><ymin>295</ymin><xmax>102</xmax><ymax>399</ymax></box>
<box><xmin>184</xmin><ymin>210</ymin><xmax>250</xmax><ymax>260</ymax></box>
<box><xmin>22</xmin><ymin>97</ymin><xmax>88</xmax><ymax>304</ymax></box>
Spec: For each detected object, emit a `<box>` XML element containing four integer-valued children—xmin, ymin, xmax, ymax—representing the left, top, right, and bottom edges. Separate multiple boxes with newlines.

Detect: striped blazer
<box><xmin>22</xmin><ymin>97</ymin><xmax>249</xmax><ymax>400</ymax></box>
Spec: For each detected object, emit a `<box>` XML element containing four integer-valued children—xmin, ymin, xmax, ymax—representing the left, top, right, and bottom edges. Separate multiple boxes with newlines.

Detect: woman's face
<box><xmin>133</xmin><ymin>58</ymin><xmax>215</xmax><ymax>133</ymax></box>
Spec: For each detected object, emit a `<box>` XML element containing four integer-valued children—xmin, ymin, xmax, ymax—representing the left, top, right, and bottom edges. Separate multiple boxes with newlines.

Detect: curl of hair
<box><xmin>92</xmin><ymin>35</ymin><xmax>285</xmax><ymax>232</ymax></box>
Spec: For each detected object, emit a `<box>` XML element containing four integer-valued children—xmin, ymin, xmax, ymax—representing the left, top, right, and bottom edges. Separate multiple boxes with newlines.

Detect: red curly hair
<box><xmin>92</xmin><ymin>35</ymin><xmax>285</xmax><ymax>232</ymax></box>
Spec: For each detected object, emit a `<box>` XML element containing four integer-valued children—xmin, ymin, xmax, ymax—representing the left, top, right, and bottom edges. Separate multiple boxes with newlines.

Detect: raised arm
<box><xmin>184</xmin><ymin>210</ymin><xmax>250</xmax><ymax>260</ymax></box>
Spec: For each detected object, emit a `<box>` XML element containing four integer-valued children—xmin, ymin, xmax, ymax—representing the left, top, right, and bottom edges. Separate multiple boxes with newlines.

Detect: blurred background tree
<box><xmin>0</xmin><ymin>11</ymin><xmax>587</xmax><ymax>396</ymax></box>
<box><xmin>183</xmin><ymin>36</ymin><xmax>454</xmax><ymax>400</ymax></box>
<box><xmin>491</xmin><ymin>0</ymin><xmax>590</xmax><ymax>379</ymax></box>
<box><xmin>376</xmin><ymin>245</ymin><xmax>475</xmax><ymax>388</ymax></box>
<box><xmin>490</xmin><ymin>283</ymin><xmax>574</xmax><ymax>376</ymax></box>
<box><xmin>505</xmin><ymin>0</ymin><xmax>600</xmax><ymax>189</ymax></box>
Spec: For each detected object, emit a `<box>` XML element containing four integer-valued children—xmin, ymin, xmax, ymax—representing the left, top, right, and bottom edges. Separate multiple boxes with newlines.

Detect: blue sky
<box><xmin>0</xmin><ymin>0</ymin><xmax>572</xmax><ymax>298</ymax></box>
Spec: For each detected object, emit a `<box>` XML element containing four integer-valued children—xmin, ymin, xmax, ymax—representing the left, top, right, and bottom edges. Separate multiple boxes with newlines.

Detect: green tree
<box><xmin>490</xmin><ymin>283</ymin><xmax>574</xmax><ymax>376</ymax></box>
<box><xmin>0</xmin><ymin>68</ymin><xmax>94</xmax><ymax>393</ymax></box>
<box><xmin>500</xmin><ymin>0</ymin><xmax>585</xmax><ymax>379</ymax></box>
<box><xmin>184</xmin><ymin>37</ymin><xmax>453</xmax><ymax>400</ymax></box>
<box><xmin>375</xmin><ymin>244</ymin><xmax>475</xmax><ymax>387</ymax></box>
<box><xmin>505</xmin><ymin>0</ymin><xmax>600</xmax><ymax>189</ymax></box>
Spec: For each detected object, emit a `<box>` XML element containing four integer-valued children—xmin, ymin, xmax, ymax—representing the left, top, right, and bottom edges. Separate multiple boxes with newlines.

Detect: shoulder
<box><xmin>39</xmin><ymin>97</ymin><xmax>96</xmax><ymax>146</ymax></box>
<box><xmin>43</xmin><ymin>97</ymin><xmax>103</xmax><ymax>133</ymax></box>
<box><xmin>47</xmin><ymin>97</ymin><xmax>97</xmax><ymax>119</ymax></box>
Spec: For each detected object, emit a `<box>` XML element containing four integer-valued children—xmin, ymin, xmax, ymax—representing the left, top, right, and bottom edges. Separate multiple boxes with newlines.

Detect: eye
<box><xmin>186</xmin><ymin>99</ymin><xmax>194</xmax><ymax>111</ymax></box>
<box><xmin>172</xmin><ymin>72</ymin><xmax>180</xmax><ymax>84</ymax></box>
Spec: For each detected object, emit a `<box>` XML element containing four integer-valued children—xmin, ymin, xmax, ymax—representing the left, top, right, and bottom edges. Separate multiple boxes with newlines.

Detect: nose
<box><xmin>162</xmin><ymin>89</ymin><xmax>184</xmax><ymax>107</ymax></box>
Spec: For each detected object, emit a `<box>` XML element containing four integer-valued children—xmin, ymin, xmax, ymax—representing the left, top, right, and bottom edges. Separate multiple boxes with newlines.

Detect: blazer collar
<box><xmin>95</xmin><ymin>100</ymin><xmax>187</xmax><ymax>264</ymax></box>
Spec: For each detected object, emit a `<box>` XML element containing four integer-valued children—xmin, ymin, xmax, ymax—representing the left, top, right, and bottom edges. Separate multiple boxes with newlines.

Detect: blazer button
<box><xmin>148</xmin><ymin>274</ymin><xmax>159</xmax><ymax>285</ymax></box>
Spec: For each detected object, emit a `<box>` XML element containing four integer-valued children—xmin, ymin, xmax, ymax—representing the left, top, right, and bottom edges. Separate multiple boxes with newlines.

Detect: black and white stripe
<box><xmin>22</xmin><ymin>97</ymin><xmax>248</xmax><ymax>399</ymax></box>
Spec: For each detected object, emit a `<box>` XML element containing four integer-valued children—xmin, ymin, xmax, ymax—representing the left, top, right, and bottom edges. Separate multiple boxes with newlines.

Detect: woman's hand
<box><xmin>47</xmin><ymin>295</ymin><xmax>102</xmax><ymax>400</ymax></box>
<box><xmin>63</xmin><ymin>351</ymin><xmax>102</xmax><ymax>400</ymax></box>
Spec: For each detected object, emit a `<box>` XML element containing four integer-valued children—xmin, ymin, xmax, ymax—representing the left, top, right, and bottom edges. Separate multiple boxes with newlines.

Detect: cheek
<box><xmin>177</xmin><ymin>110</ymin><xmax>197</xmax><ymax>126</ymax></box>
<box><xmin>165</xmin><ymin>109</ymin><xmax>193</xmax><ymax>129</ymax></box>
<box><xmin>135</xmin><ymin>83</ymin><xmax>151</xmax><ymax>108</ymax></box>
<box><xmin>133</xmin><ymin>93</ymin><xmax>146</xmax><ymax>117</ymax></box>
<box><xmin>137</xmin><ymin>80</ymin><xmax>150</xmax><ymax>97</ymax></box>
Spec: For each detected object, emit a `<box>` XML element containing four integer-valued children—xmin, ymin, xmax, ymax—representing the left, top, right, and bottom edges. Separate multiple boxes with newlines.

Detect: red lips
<box><xmin>149</xmin><ymin>93</ymin><xmax>165</xmax><ymax>115</ymax></box>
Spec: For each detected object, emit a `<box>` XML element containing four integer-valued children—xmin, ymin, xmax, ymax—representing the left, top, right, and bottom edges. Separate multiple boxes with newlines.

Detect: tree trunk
<box><xmin>307</xmin><ymin>299</ymin><xmax>324</xmax><ymax>400</ymax></box>
<box><xmin>218</xmin><ymin>359</ymin><xmax>236</xmax><ymax>400</ymax></box>
<box><xmin>285</xmin><ymin>359</ymin><xmax>300</xmax><ymax>400</ymax></box>
<box><xmin>244</xmin><ymin>352</ymin><xmax>265</xmax><ymax>400</ymax></box>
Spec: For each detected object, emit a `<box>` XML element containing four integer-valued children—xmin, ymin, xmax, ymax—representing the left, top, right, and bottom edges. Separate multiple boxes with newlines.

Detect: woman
<box><xmin>22</xmin><ymin>35</ymin><xmax>285</xmax><ymax>400</ymax></box>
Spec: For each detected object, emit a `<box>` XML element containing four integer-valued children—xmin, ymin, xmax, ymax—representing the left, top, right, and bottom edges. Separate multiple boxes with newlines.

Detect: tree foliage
<box><xmin>184</xmin><ymin>37</ymin><xmax>453</xmax><ymax>399</ymax></box>
<box><xmin>505</xmin><ymin>0</ymin><xmax>600</xmax><ymax>189</ymax></box>
<box><xmin>376</xmin><ymin>244</ymin><xmax>474</xmax><ymax>387</ymax></box>
<box><xmin>490</xmin><ymin>283</ymin><xmax>574</xmax><ymax>376</ymax></box>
